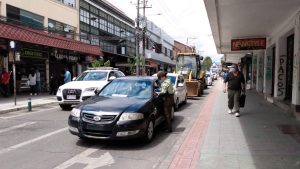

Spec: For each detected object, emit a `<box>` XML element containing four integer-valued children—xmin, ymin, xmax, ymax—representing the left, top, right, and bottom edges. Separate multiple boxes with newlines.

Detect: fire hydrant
<box><xmin>28</xmin><ymin>98</ymin><xmax>32</xmax><ymax>112</ymax></box>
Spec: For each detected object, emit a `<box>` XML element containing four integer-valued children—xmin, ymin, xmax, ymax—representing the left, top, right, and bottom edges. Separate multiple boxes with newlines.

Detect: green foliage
<box><xmin>90</xmin><ymin>57</ymin><xmax>110</xmax><ymax>68</ymax></box>
<box><xmin>202</xmin><ymin>56</ymin><xmax>213</xmax><ymax>71</ymax></box>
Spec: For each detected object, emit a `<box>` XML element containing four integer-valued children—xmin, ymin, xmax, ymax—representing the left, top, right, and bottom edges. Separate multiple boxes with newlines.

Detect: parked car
<box><xmin>212</xmin><ymin>73</ymin><xmax>218</xmax><ymax>80</ymax></box>
<box><xmin>205</xmin><ymin>73</ymin><xmax>213</xmax><ymax>86</ymax></box>
<box><xmin>56</xmin><ymin>67</ymin><xmax>125</xmax><ymax>110</ymax></box>
<box><xmin>152</xmin><ymin>73</ymin><xmax>188</xmax><ymax>110</ymax></box>
<box><xmin>68</xmin><ymin>76</ymin><xmax>169</xmax><ymax>142</ymax></box>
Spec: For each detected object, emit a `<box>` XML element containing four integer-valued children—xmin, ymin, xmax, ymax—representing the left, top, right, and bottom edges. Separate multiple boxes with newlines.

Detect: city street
<box><xmin>0</xmin><ymin>84</ymin><xmax>214</xmax><ymax>169</ymax></box>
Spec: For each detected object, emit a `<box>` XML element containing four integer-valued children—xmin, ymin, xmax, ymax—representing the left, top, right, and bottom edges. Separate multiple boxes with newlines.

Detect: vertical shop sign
<box><xmin>277</xmin><ymin>55</ymin><xmax>286</xmax><ymax>96</ymax></box>
<box><xmin>266</xmin><ymin>55</ymin><xmax>272</xmax><ymax>80</ymax></box>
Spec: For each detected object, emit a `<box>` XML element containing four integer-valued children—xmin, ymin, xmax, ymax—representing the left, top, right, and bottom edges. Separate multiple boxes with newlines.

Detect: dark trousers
<box><xmin>162</xmin><ymin>94</ymin><xmax>174</xmax><ymax>131</ymax></box>
<box><xmin>30</xmin><ymin>85</ymin><xmax>36</xmax><ymax>94</ymax></box>
<box><xmin>228</xmin><ymin>89</ymin><xmax>241</xmax><ymax>112</ymax></box>
<box><xmin>0</xmin><ymin>84</ymin><xmax>10</xmax><ymax>97</ymax></box>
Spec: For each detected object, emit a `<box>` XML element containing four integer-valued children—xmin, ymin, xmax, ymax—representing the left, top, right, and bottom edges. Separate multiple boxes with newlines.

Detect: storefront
<box><xmin>0</xmin><ymin>20</ymin><xmax>101</xmax><ymax>94</ymax></box>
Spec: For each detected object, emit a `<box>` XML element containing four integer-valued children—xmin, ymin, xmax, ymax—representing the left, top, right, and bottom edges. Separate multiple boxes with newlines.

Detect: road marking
<box><xmin>54</xmin><ymin>147</ymin><xmax>115</xmax><ymax>169</ymax></box>
<box><xmin>0</xmin><ymin>127</ymin><xmax>68</xmax><ymax>155</ymax></box>
<box><xmin>0</xmin><ymin>122</ymin><xmax>36</xmax><ymax>134</ymax></box>
<box><xmin>0</xmin><ymin>107</ymin><xmax>58</xmax><ymax>120</ymax></box>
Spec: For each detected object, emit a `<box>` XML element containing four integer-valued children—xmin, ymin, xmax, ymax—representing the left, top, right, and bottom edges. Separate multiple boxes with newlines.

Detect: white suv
<box><xmin>56</xmin><ymin>68</ymin><xmax>125</xmax><ymax>110</ymax></box>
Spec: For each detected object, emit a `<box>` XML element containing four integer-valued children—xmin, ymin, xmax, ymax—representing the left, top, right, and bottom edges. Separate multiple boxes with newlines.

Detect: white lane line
<box><xmin>0</xmin><ymin>122</ymin><xmax>36</xmax><ymax>134</ymax></box>
<box><xmin>0</xmin><ymin>107</ymin><xmax>58</xmax><ymax>120</ymax></box>
<box><xmin>54</xmin><ymin>147</ymin><xmax>115</xmax><ymax>169</ymax></box>
<box><xmin>0</xmin><ymin>127</ymin><xmax>68</xmax><ymax>155</ymax></box>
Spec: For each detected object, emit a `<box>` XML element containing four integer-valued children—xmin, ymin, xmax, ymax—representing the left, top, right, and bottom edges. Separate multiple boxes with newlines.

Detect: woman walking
<box><xmin>28</xmin><ymin>70</ymin><xmax>37</xmax><ymax>95</ymax></box>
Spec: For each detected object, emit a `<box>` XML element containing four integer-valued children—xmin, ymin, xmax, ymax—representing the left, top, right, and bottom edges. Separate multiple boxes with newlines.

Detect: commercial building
<box><xmin>173</xmin><ymin>40</ymin><xmax>195</xmax><ymax>59</ymax></box>
<box><xmin>0</xmin><ymin>0</ymin><xmax>101</xmax><ymax>93</ymax></box>
<box><xmin>78</xmin><ymin>0</ymin><xmax>136</xmax><ymax>74</ymax></box>
<box><xmin>204</xmin><ymin>0</ymin><xmax>300</xmax><ymax>119</ymax></box>
<box><xmin>143</xmin><ymin>19</ymin><xmax>175</xmax><ymax>75</ymax></box>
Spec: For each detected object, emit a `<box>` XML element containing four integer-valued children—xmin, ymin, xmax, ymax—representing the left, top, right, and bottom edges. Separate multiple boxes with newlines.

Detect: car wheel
<box><xmin>183</xmin><ymin>95</ymin><xmax>187</xmax><ymax>104</ymax></box>
<box><xmin>143</xmin><ymin>119</ymin><xmax>154</xmax><ymax>143</ymax></box>
<box><xmin>60</xmin><ymin>104</ymin><xmax>72</xmax><ymax>111</ymax></box>
<box><xmin>174</xmin><ymin>98</ymin><xmax>179</xmax><ymax>111</ymax></box>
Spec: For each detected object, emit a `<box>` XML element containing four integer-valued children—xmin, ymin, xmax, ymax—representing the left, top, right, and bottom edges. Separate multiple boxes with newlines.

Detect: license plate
<box><xmin>67</xmin><ymin>95</ymin><xmax>76</xmax><ymax>100</ymax></box>
<box><xmin>86</xmin><ymin>124</ymin><xmax>103</xmax><ymax>130</ymax></box>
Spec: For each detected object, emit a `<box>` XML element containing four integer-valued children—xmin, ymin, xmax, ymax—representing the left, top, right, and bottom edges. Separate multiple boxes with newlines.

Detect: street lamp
<box><xmin>9</xmin><ymin>41</ymin><xmax>17</xmax><ymax>106</ymax></box>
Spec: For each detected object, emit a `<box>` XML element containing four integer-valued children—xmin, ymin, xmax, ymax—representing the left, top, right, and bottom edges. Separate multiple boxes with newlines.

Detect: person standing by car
<box><xmin>0</xmin><ymin>68</ymin><xmax>10</xmax><ymax>97</ymax></box>
<box><xmin>35</xmin><ymin>68</ymin><xmax>41</xmax><ymax>94</ymax></box>
<box><xmin>28</xmin><ymin>69</ymin><xmax>37</xmax><ymax>96</ymax></box>
<box><xmin>223</xmin><ymin>64</ymin><xmax>245</xmax><ymax>117</ymax></box>
<box><xmin>157</xmin><ymin>71</ymin><xmax>174</xmax><ymax>132</ymax></box>
<box><xmin>64</xmin><ymin>67</ymin><xmax>71</xmax><ymax>84</ymax></box>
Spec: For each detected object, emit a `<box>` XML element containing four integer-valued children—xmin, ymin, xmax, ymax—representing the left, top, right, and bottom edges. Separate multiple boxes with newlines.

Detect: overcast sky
<box><xmin>105</xmin><ymin>0</ymin><xmax>222</xmax><ymax>62</ymax></box>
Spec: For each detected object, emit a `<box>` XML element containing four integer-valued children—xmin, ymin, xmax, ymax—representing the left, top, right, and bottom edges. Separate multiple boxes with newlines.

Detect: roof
<box><xmin>0</xmin><ymin>21</ymin><xmax>101</xmax><ymax>55</ymax></box>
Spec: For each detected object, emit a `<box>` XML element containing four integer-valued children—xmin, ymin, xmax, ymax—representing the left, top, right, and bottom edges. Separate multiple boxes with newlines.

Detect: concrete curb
<box><xmin>0</xmin><ymin>101</ymin><xmax>58</xmax><ymax>115</ymax></box>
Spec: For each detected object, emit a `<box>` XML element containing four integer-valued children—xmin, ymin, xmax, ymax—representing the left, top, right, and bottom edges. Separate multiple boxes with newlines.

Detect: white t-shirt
<box><xmin>36</xmin><ymin>71</ymin><xmax>40</xmax><ymax>81</ymax></box>
<box><xmin>28</xmin><ymin>73</ymin><xmax>36</xmax><ymax>86</ymax></box>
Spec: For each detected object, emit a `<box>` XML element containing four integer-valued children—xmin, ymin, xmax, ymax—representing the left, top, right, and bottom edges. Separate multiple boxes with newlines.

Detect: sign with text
<box><xmin>231</xmin><ymin>38</ymin><xmax>266</xmax><ymax>51</ymax></box>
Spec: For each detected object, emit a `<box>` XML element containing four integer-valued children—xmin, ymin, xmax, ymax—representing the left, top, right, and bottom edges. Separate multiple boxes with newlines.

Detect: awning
<box><xmin>0</xmin><ymin>21</ymin><xmax>101</xmax><ymax>55</ymax></box>
<box><xmin>146</xmin><ymin>51</ymin><xmax>175</xmax><ymax>66</ymax></box>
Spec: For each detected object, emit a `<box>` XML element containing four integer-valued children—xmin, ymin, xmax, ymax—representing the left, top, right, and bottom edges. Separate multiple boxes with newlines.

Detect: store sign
<box><xmin>277</xmin><ymin>55</ymin><xmax>286</xmax><ymax>97</ymax></box>
<box><xmin>231</xmin><ymin>38</ymin><xmax>266</xmax><ymax>51</ymax></box>
<box><xmin>53</xmin><ymin>51</ymin><xmax>78</xmax><ymax>62</ymax></box>
<box><xmin>21</xmin><ymin>48</ymin><xmax>44</xmax><ymax>59</ymax></box>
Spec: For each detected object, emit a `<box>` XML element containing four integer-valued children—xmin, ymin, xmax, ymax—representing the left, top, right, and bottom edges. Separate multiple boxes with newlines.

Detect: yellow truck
<box><xmin>176</xmin><ymin>53</ymin><xmax>205</xmax><ymax>97</ymax></box>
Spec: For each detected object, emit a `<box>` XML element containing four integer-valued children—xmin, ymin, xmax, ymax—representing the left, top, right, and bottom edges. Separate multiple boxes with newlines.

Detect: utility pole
<box><xmin>135</xmin><ymin>0</ymin><xmax>140</xmax><ymax>76</ymax></box>
<box><xmin>142</xmin><ymin>0</ymin><xmax>151</xmax><ymax>76</ymax></box>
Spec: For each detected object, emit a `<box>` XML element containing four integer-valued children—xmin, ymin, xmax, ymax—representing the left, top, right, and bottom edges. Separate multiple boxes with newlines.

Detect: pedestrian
<box><xmin>35</xmin><ymin>68</ymin><xmax>41</xmax><ymax>94</ymax></box>
<box><xmin>64</xmin><ymin>67</ymin><xmax>71</xmax><ymax>84</ymax></box>
<box><xmin>28</xmin><ymin>69</ymin><xmax>37</xmax><ymax>96</ymax></box>
<box><xmin>157</xmin><ymin>71</ymin><xmax>174</xmax><ymax>132</ymax></box>
<box><xmin>0</xmin><ymin>68</ymin><xmax>10</xmax><ymax>97</ymax></box>
<box><xmin>49</xmin><ymin>73</ymin><xmax>58</xmax><ymax>95</ymax></box>
<box><xmin>223</xmin><ymin>64</ymin><xmax>245</xmax><ymax>117</ymax></box>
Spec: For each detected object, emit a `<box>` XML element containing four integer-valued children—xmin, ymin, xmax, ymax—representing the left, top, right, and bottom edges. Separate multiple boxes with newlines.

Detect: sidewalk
<box><xmin>169</xmin><ymin>81</ymin><xmax>300</xmax><ymax>169</ymax></box>
<box><xmin>0</xmin><ymin>93</ymin><xmax>57</xmax><ymax>114</ymax></box>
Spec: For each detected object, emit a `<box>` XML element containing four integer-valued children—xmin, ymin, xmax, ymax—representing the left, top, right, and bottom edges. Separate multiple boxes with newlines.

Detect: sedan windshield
<box><xmin>99</xmin><ymin>79</ymin><xmax>152</xmax><ymax>99</ymax></box>
<box><xmin>75</xmin><ymin>71</ymin><xmax>108</xmax><ymax>81</ymax></box>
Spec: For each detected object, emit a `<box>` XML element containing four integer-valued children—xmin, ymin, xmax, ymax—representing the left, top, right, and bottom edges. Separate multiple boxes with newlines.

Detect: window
<box><xmin>99</xmin><ymin>18</ymin><xmax>107</xmax><ymax>31</ymax></box>
<box><xmin>79</xmin><ymin>1</ymin><xmax>89</xmax><ymax>10</ymax></box>
<box><xmin>48</xmin><ymin>19</ymin><xmax>76</xmax><ymax>39</ymax></box>
<box><xmin>90</xmin><ymin>14</ymin><xmax>99</xmax><ymax>28</ymax></box>
<box><xmin>91</xmin><ymin>36</ymin><xmax>99</xmax><ymax>46</ymax></box>
<box><xmin>80</xmin><ymin>32</ymin><xmax>90</xmax><ymax>44</ymax></box>
<box><xmin>80</xmin><ymin>9</ymin><xmax>89</xmax><ymax>24</ymax></box>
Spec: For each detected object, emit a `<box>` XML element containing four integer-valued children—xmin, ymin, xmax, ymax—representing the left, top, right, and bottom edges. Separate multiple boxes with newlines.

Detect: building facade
<box><xmin>0</xmin><ymin>0</ymin><xmax>101</xmax><ymax>93</ymax></box>
<box><xmin>78</xmin><ymin>0</ymin><xmax>136</xmax><ymax>73</ymax></box>
<box><xmin>204</xmin><ymin>0</ymin><xmax>300</xmax><ymax>119</ymax></box>
<box><xmin>173</xmin><ymin>40</ymin><xmax>195</xmax><ymax>59</ymax></box>
<box><xmin>143</xmin><ymin>19</ymin><xmax>175</xmax><ymax>75</ymax></box>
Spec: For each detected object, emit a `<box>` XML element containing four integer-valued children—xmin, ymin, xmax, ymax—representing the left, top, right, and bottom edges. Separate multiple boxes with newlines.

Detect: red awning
<box><xmin>0</xmin><ymin>21</ymin><xmax>101</xmax><ymax>55</ymax></box>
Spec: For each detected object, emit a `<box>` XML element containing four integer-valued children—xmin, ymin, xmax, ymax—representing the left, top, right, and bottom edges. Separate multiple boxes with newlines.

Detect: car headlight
<box><xmin>71</xmin><ymin>108</ymin><xmax>81</xmax><ymax>118</ymax></box>
<box><xmin>57</xmin><ymin>88</ymin><xmax>62</xmax><ymax>94</ymax></box>
<box><xmin>85</xmin><ymin>87</ymin><xmax>97</xmax><ymax>92</ymax></box>
<box><xmin>119</xmin><ymin>113</ymin><xmax>144</xmax><ymax>121</ymax></box>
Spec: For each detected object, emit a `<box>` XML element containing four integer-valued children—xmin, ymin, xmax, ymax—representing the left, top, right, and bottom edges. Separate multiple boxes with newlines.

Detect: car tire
<box><xmin>60</xmin><ymin>104</ymin><xmax>72</xmax><ymax>111</ymax></box>
<box><xmin>183</xmin><ymin>95</ymin><xmax>187</xmax><ymax>104</ymax></box>
<box><xmin>174</xmin><ymin>98</ymin><xmax>179</xmax><ymax>111</ymax></box>
<box><xmin>143</xmin><ymin>119</ymin><xmax>154</xmax><ymax>143</ymax></box>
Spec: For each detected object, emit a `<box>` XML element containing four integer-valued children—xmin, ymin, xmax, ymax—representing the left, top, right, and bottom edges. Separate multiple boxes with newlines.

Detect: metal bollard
<box><xmin>28</xmin><ymin>97</ymin><xmax>32</xmax><ymax>112</ymax></box>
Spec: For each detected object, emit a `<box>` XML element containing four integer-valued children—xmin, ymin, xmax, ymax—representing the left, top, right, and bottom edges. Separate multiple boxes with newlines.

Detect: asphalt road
<box><xmin>0</xmin><ymin>86</ymin><xmax>214</xmax><ymax>169</ymax></box>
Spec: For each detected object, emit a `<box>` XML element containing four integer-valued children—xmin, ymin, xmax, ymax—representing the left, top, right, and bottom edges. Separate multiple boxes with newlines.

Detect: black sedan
<box><xmin>68</xmin><ymin>76</ymin><xmax>170</xmax><ymax>142</ymax></box>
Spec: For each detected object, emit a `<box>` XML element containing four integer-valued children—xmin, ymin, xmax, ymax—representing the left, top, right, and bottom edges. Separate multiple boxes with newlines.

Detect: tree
<box><xmin>90</xmin><ymin>57</ymin><xmax>110</xmax><ymax>68</ymax></box>
<box><xmin>202</xmin><ymin>56</ymin><xmax>213</xmax><ymax>71</ymax></box>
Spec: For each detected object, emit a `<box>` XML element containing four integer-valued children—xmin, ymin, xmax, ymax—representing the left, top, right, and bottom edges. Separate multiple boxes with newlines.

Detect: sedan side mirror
<box><xmin>178</xmin><ymin>83</ymin><xmax>184</xmax><ymax>87</ymax></box>
<box><xmin>94</xmin><ymin>89</ymin><xmax>100</xmax><ymax>95</ymax></box>
<box><xmin>109</xmin><ymin>76</ymin><xmax>116</xmax><ymax>81</ymax></box>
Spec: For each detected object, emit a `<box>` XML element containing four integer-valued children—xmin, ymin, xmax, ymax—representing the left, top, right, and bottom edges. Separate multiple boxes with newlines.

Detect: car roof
<box><xmin>152</xmin><ymin>73</ymin><xmax>181</xmax><ymax>77</ymax></box>
<box><xmin>83</xmin><ymin>69</ymin><xmax>117</xmax><ymax>73</ymax></box>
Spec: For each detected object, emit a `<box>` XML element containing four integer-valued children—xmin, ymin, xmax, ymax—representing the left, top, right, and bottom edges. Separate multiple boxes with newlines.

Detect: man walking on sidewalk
<box><xmin>224</xmin><ymin>64</ymin><xmax>245</xmax><ymax>117</ymax></box>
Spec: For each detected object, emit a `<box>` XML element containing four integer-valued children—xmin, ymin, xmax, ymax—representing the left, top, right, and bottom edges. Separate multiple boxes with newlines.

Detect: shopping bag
<box><xmin>239</xmin><ymin>93</ymin><xmax>246</xmax><ymax>108</ymax></box>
